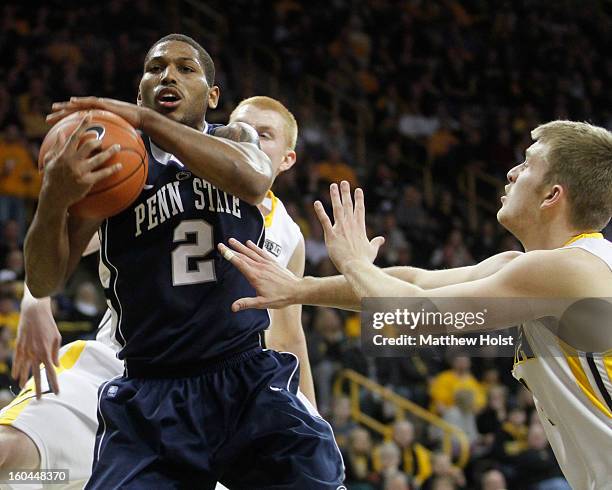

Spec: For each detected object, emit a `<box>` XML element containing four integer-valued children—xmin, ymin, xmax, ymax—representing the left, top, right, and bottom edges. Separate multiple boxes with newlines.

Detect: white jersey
<box><xmin>260</xmin><ymin>190</ymin><xmax>303</xmax><ymax>269</ymax></box>
<box><xmin>513</xmin><ymin>235</ymin><xmax>612</xmax><ymax>490</ymax></box>
<box><xmin>0</xmin><ymin>340</ymin><xmax>123</xmax><ymax>489</ymax></box>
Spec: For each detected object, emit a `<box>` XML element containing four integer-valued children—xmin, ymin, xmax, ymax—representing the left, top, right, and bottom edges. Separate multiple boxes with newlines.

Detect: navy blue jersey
<box><xmin>98</xmin><ymin>123</ymin><xmax>269</xmax><ymax>369</ymax></box>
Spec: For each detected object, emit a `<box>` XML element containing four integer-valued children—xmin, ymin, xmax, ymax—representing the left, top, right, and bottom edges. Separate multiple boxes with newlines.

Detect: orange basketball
<box><xmin>39</xmin><ymin>110</ymin><xmax>148</xmax><ymax>219</ymax></box>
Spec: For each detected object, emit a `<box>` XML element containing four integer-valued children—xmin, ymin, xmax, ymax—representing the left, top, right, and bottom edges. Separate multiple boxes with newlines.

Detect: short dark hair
<box><xmin>145</xmin><ymin>34</ymin><xmax>215</xmax><ymax>86</ymax></box>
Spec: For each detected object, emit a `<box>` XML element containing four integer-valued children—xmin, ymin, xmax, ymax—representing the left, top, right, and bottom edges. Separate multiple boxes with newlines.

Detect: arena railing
<box><xmin>333</xmin><ymin>368</ymin><xmax>471</xmax><ymax>468</ymax></box>
<box><xmin>176</xmin><ymin>0</ymin><xmax>228</xmax><ymax>40</ymax></box>
<box><xmin>300</xmin><ymin>76</ymin><xmax>373</xmax><ymax>168</ymax></box>
<box><xmin>458</xmin><ymin>167</ymin><xmax>505</xmax><ymax>218</ymax></box>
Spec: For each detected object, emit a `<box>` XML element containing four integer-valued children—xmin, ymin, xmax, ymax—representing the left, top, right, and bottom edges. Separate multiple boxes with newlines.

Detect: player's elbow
<box><xmin>25</xmin><ymin>274</ymin><xmax>60</xmax><ymax>299</ymax></box>
<box><xmin>499</xmin><ymin>250</ymin><xmax>523</xmax><ymax>263</ymax></box>
<box><xmin>27</xmin><ymin>282</ymin><xmax>56</xmax><ymax>299</ymax></box>
<box><xmin>238</xmin><ymin>160</ymin><xmax>274</xmax><ymax>205</ymax></box>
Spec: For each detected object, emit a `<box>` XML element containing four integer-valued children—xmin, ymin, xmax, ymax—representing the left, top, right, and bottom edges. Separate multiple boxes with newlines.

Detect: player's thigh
<box><xmin>0</xmin><ymin>425</ymin><xmax>40</xmax><ymax>470</ymax></box>
<box><xmin>220</xmin><ymin>352</ymin><xmax>344</xmax><ymax>489</ymax></box>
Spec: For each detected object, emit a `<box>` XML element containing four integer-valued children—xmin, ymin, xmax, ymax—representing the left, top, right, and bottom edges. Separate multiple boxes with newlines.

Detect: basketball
<box><xmin>38</xmin><ymin>110</ymin><xmax>148</xmax><ymax>219</ymax></box>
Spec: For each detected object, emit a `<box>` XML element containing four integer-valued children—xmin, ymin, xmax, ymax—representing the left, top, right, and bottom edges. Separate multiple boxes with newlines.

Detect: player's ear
<box><xmin>278</xmin><ymin>150</ymin><xmax>297</xmax><ymax>173</ymax></box>
<box><xmin>541</xmin><ymin>184</ymin><xmax>564</xmax><ymax>211</ymax></box>
<box><xmin>207</xmin><ymin>86</ymin><xmax>220</xmax><ymax>110</ymax></box>
<box><xmin>137</xmin><ymin>91</ymin><xmax>142</xmax><ymax>107</ymax></box>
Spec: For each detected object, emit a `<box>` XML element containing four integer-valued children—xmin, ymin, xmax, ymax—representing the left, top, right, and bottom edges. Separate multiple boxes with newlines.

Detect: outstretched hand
<box><xmin>218</xmin><ymin>239</ymin><xmax>301</xmax><ymax>311</ymax></box>
<box><xmin>314</xmin><ymin>181</ymin><xmax>384</xmax><ymax>273</ymax></box>
<box><xmin>12</xmin><ymin>297</ymin><xmax>61</xmax><ymax>399</ymax></box>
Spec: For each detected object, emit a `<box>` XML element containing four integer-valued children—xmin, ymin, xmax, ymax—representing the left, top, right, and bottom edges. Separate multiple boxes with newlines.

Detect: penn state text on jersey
<box><xmin>98</xmin><ymin>124</ymin><xmax>269</xmax><ymax>375</ymax></box>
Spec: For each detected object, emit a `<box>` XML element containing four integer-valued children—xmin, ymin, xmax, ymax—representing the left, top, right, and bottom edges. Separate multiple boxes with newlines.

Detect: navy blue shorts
<box><xmin>85</xmin><ymin>348</ymin><xmax>345</xmax><ymax>489</ymax></box>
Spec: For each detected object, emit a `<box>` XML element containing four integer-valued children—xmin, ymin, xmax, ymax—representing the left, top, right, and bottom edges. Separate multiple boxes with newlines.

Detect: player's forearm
<box><xmin>384</xmin><ymin>252</ymin><xmax>521</xmax><ymax>288</ymax></box>
<box><xmin>297</xmin><ymin>275</ymin><xmax>363</xmax><ymax>310</ymax></box>
<box><xmin>342</xmin><ymin>260</ymin><xmax>423</xmax><ymax>301</ymax></box>
<box><xmin>295</xmin><ymin>265</ymin><xmax>460</xmax><ymax>310</ymax></box>
<box><xmin>141</xmin><ymin>110</ymin><xmax>273</xmax><ymax>205</ymax></box>
<box><xmin>24</xmin><ymin>192</ymin><xmax>70</xmax><ymax>298</ymax></box>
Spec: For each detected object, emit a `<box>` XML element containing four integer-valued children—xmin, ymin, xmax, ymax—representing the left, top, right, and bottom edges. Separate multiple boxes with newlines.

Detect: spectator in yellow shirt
<box><xmin>0</xmin><ymin>293</ymin><xmax>20</xmax><ymax>346</ymax></box>
<box><xmin>0</xmin><ymin>125</ymin><xmax>41</xmax><ymax>234</ymax></box>
<box><xmin>429</xmin><ymin>355</ymin><xmax>486</xmax><ymax>414</ymax></box>
<box><xmin>315</xmin><ymin>149</ymin><xmax>358</xmax><ymax>189</ymax></box>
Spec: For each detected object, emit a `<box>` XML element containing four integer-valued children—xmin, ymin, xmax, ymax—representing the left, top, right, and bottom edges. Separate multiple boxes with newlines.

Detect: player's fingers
<box><xmin>245</xmin><ymin>240</ymin><xmax>276</xmax><ymax>262</ymax></box>
<box><xmin>64</xmin><ymin>113</ymin><xmax>92</xmax><ymax>152</ymax></box>
<box><xmin>82</xmin><ymin>144</ymin><xmax>121</xmax><ymax>172</ymax></box>
<box><xmin>52</xmin><ymin>336</ymin><xmax>60</xmax><ymax>367</ymax></box>
<box><xmin>76</xmin><ymin>137</ymin><xmax>103</xmax><ymax>158</ymax></box>
<box><xmin>43</xmin><ymin>356</ymin><xmax>60</xmax><ymax>395</ymax></box>
<box><xmin>231</xmin><ymin>297</ymin><xmax>267</xmax><ymax>312</ymax></box>
<box><xmin>314</xmin><ymin>200</ymin><xmax>333</xmax><ymax>235</ymax></box>
<box><xmin>370</xmin><ymin>236</ymin><xmax>386</xmax><ymax>252</ymax></box>
<box><xmin>43</xmin><ymin>131</ymin><xmax>68</xmax><ymax>166</ymax></box>
<box><xmin>18</xmin><ymin>359</ymin><xmax>30</xmax><ymax>390</ymax></box>
<box><xmin>11</xmin><ymin>348</ymin><xmax>22</xmax><ymax>380</ymax></box>
<box><xmin>329</xmin><ymin>183</ymin><xmax>343</xmax><ymax>225</ymax></box>
<box><xmin>83</xmin><ymin>163</ymin><xmax>123</xmax><ymax>184</ymax></box>
<box><xmin>46</xmin><ymin>109</ymin><xmax>70</xmax><ymax>124</ymax></box>
<box><xmin>218</xmin><ymin>244</ymin><xmax>259</xmax><ymax>274</ymax></box>
<box><xmin>47</xmin><ymin>129</ymin><xmax>67</xmax><ymax>156</ymax></box>
<box><xmin>340</xmin><ymin>181</ymin><xmax>354</xmax><ymax>221</ymax></box>
<box><xmin>355</xmin><ymin>187</ymin><xmax>366</xmax><ymax>230</ymax></box>
<box><xmin>33</xmin><ymin>363</ymin><xmax>42</xmax><ymax>399</ymax></box>
<box><xmin>70</xmin><ymin>96</ymin><xmax>104</xmax><ymax>106</ymax></box>
<box><xmin>227</xmin><ymin>238</ymin><xmax>265</xmax><ymax>263</ymax></box>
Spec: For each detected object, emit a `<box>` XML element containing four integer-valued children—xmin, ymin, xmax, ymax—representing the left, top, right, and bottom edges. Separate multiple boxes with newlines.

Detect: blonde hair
<box><xmin>231</xmin><ymin>96</ymin><xmax>298</xmax><ymax>150</ymax></box>
<box><xmin>532</xmin><ymin>120</ymin><xmax>612</xmax><ymax>230</ymax></box>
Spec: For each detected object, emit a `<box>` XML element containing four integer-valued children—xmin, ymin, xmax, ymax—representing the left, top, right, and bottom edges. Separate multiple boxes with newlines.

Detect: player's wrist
<box><xmin>39</xmin><ymin>184</ymin><xmax>71</xmax><ymax>216</ymax></box>
<box><xmin>137</xmin><ymin>106</ymin><xmax>156</xmax><ymax>132</ymax></box>
<box><xmin>338</xmin><ymin>257</ymin><xmax>370</xmax><ymax>275</ymax></box>
<box><xmin>298</xmin><ymin>276</ymin><xmax>321</xmax><ymax>305</ymax></box>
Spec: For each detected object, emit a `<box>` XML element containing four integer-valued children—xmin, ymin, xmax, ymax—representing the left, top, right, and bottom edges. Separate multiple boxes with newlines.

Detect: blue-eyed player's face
<box><xmin>139</xmin><ymin>41</ymin><xmax>219</xmax><ymax>131</ymax></box>
<box><xmin>497</xmin><ymin>141</ymin><xmax>555</xmax><ymax>238</ymax></box>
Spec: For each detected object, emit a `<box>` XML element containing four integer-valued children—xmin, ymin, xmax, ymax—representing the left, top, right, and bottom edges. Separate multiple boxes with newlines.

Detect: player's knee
<box><xmin>0</xmin><ymin>426</ymin><xmax>40</xmax><ymax>470</ymax></box>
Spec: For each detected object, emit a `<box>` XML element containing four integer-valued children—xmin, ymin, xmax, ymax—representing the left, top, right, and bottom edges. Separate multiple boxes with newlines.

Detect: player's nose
<box><xmin>160</xmin><ymin>65</ymin><xmax>178</xmax><ymax>85</ymax></box>
<box><xmin>507</xmin><ymin>164</ymin><xmax>520</xmax><ymax>183</ymax></box>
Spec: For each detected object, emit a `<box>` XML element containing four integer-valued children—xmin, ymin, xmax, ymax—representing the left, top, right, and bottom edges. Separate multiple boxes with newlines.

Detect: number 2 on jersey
<box><xmin>172</xmin><ymin>220</ymin><xmax>216</xmax><ymax>286</ymax></box>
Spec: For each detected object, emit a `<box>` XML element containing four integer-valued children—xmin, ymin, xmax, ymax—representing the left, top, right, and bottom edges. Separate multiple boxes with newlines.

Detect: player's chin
<box><xmin>496</xmin><ymin>206</ymin><xmax>509</xmax><ymax>226</ymax></box>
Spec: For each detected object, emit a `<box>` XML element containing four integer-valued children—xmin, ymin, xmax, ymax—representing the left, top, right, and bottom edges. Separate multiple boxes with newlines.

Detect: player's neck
<box><xmin>520</xmin><ymin>220</ymin><xmax>591</xmax><ymax>252</ymax></box>
<box><xmin>257</xmin><ymin>203</ymin><xmax>269</xmax><ymax>217</ymax></box>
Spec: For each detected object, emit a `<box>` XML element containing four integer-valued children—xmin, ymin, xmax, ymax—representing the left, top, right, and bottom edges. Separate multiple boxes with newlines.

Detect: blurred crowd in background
<box><xmin>1</xmin><ymin>1</ymin><xmax>612</xmax><ymax>489</ymax></box>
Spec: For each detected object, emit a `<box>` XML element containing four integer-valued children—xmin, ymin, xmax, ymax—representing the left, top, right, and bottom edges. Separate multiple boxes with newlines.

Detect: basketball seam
<box><xmin>84</xmin><ymin>149</ymin><xmax>146</xmax><ymax>196</ymax></box>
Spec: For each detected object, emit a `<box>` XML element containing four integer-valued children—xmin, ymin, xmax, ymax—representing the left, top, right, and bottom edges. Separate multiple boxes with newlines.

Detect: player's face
<box><xmin>497</xmin><ymin>141</ymin><xmax>551</xmax><ymax>234</ymax></box>
<box><xmin>139</xmin><ymin>41</ymin><xmax>219</xmax><ymax>131</ymax></box>
<box><xmin>230</xmin><ymin>105</ymin><xmax>296</xmax><ymax>177</ymax></box>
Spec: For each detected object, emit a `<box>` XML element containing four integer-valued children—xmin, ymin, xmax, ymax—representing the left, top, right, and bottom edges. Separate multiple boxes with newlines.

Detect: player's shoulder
<box><xmin>504</xmin><ymin>248</ymin><xmax>608</xmax><ymax>296</ymax></box>
<box><xmin>273</xmin><ymin>196</ymin><xmax>303</xmax><ymax>237</ymax></box>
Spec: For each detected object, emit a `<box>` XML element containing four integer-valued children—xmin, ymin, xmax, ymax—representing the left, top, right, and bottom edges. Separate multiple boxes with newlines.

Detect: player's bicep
<box><xmin>416</xmin><ymin>252</ymin><xmax>576</xmax><ymax>329</ymax></box>
<box><xmin>286</xmin><ymin>235</ymin><xmax>305</xmax><ymax>278</ymax></box>
<box><xmin>267</xmin><ymin>237</ymin><xmax>305</xmax><ymax>347</ymax></box>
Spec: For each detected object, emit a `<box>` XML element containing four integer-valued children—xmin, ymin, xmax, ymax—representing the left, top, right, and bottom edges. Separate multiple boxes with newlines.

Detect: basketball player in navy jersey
<box><xmin>25</xmin><ymin>34</ymin><xmax>345</xmax><ymax>489</ymax></box>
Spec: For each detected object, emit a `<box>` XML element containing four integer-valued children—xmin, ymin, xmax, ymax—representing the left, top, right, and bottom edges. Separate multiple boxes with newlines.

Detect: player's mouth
<box><xmin>501</xmin><ymin>185</ymin><xmax>511</xmax><ymax>202</ymax></box>
<box><xmin>155</xmin><ymin>88</ymin><xmax>183</xmax><ymax>109</ymax></box>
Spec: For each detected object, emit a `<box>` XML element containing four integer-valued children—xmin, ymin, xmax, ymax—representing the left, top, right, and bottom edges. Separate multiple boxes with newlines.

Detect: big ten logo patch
<box><xmin>107</xmin><ymin>385</ymin><xmax>119</xmax><ymax>398</ymax></box>
<box><xmin>264</xmin><ymin>239</ymin><xmax>282</xmax><ymax>258</ymax></box>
